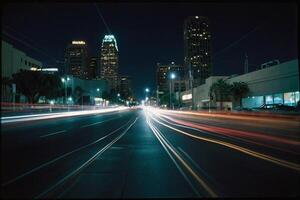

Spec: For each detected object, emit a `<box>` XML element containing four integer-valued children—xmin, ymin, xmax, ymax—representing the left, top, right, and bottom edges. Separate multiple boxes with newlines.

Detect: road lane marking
<box><xmin>1</xmin><ymin>118</ymin><xmax>135</xmax><ymax>187</ymax></box>
<box><xmin>35</xmin><ymin>117</ymin><xmax>139</xmax><ymax>199</ymax></box>
<box><xmin>146</xmin><ymin>118</ymin><xmax>201</xmax><ymax>197</ymax></box>
<box><xmin>177</xmin><ymin>147</ymin><xmax>218</xmax><ymax>187</ymax></box>
<box><xmin>80</xmin><ymin>116</ymin><xmax>121</xmax><ymax>128</ymax></box>
<box><xmin>40</xmin><ymin>130</ymin><xmax>66</xmax><ymax>138</ymax></box>
<box><xmin>146</xmin><ymin>113</ymin><xmax>217</xmax><ymax>197</ymax></box>
<box><xmin>149</xmin><ymin>112</ymin><xmax>300</xmax><ymax>172</ymax></box>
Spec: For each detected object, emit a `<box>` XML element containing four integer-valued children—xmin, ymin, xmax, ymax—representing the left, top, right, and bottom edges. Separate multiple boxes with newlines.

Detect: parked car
<box><xmin>234</xmin><ymin>106</ymin><xmax>253</xmax><ymax>111</ymax></box>
<box><xmin>254</xmin><ymin>103</ymin><xmax>296</xmax><ymax>111</ymax></box>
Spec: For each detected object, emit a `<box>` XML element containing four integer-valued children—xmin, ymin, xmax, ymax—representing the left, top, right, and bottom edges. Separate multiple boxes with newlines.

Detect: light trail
<box><xmin>156</xmin><ymin>113</ymin><xmax>300</xmax><ymax>155</ymax></box>
<box><xmin>1</xmin><ymin>107</ymin><xmax>130</xmax><ymax>124</ymax></box>
<box><xmin>157</xmin><ymin>108</ymin><xmax>300</xmax><ymax>125</ymax></box>
<box><xmin>145</xmin><ymin>110</ymin><xmax>217</xmax><ymax>197</ymax></box>
<box><xmin>157</xmin><ymin>112</ymin><xmax>300</xmax><ymax>147</ymax></box>
<box><xmin>145</xmin><ymin>108</ymin><xmax>300</xmax><ymax>172</ymax></box>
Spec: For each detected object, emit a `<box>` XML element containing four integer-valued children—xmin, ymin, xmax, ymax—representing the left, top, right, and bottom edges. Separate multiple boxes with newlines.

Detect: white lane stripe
<box><xmin>1</xmin><ymin>118</ymin><xmax>134</xmax><ymax>187</ymax></box>
<box><xmin>80</xmin><ymin>116</ymin><xmax>120</xmax><ymax>128</ymax></box>
<box><xmin>146</xmin><ymin>111</ymin><xmax>217</xmax><ymax>197</ymax></box>
<box><xmin>146</xmin><ymin>118</ymin><xmax>201</xmax><ymax>197</ymax></box>
<box><xmin>34</xmin><ymin>117</ymin><xmax>139</xmax><ymax>199</ymax></box>
<box><xmin>40</xmin><ymin>130</ymin><xmax>66</xmax><ymax>138</ymax></box>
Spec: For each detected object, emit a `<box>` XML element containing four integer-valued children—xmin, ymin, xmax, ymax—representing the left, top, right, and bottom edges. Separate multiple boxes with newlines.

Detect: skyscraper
<box><xmin>119</xmin><ymin>75</ymin><xmax>133</xmax><ymax>100</ymax></box>
<box><xmin>87</xmin><ymin>57</ymin><xmax>98</xmax><ymax>79</ymax></box>
<box><xmin>184</xmin><ymin>16</ymin><xmax>212</xmax><ymax>88</ymax></box>
<box><xmin>64</xmin><ymin>41</ymin><xmax>88</xmax><ymax>78</ymax></box>
<box><xmin>156</xmin><ymin>62</ymin><xmax>186</xmax><ymax>106</ymax></box>
<box><xmin>100</xmin><ymin>35</ymin><xmax>119</xmax><ymax>92</ymax></box>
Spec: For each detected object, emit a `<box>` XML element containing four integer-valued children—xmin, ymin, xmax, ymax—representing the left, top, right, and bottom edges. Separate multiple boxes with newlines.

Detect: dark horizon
<box><xmin>2</xmin><ymin>2</ymin><xmax>298</xmax><ymax>100</ymax></box>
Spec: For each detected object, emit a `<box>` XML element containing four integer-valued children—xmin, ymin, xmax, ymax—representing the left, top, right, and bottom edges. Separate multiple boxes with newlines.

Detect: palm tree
<box><xmin>231</xmin><ymin>81</ymin><xmax>249</xmax><ymax>107</ymax></box>
<box><xmin>209</xmin><ymin>79</ymin><xmax>232</xmax><ymax>110</ymax></box>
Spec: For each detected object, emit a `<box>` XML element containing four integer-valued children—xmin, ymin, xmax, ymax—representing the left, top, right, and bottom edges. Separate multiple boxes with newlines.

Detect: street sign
<box><xmin>158</xmin><ymin>91</ymin><xmax>164</xmax><ymax>94</ymax></box>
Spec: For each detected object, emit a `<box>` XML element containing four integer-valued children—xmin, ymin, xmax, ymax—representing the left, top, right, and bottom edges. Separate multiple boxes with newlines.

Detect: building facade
<box><xmin>1</xmin><ymin>40</ymin><xmax>43</xmax><ymax>78</ymax></box>
<box><xmin>178</xmin><ymin>59</ymin><xmax>299</xmax><ymax>110</ymax></box>
<box><xmin>184</xmin><ymin>16</ymin><xmax>212</xmax><ymax>88</ymax></box>
<box><xmin>1</xmin><ymin>40</ymin><xmax>43</xmax><ymax>102</ymax></box>
<box><xmin>64</xmin><ymin>41</ymin><xmax>88</xmax><ymax>78</ymax></box>
<box><xmin>118</xmin><ymin>75</ymin><xmax>133</xmax><ymax>100</ymax></box>
<box><xmin>60</xmin><ymin>75</ymin><xmax>109</xmax><ymax>105</ymax></box>
<box><xmin>156</xmin><ymin>62</ymin><xmax>186</xmax><ymax>107</ymax></box>
<box><xmin>83</xmin><ymin>56</ymin><xmax>97</xmax><ymax>80</ymax></box>
<box><xmin>100</xmin><ymin>35</ymin><xmax>119</xmax><ymax>92</ymax></box>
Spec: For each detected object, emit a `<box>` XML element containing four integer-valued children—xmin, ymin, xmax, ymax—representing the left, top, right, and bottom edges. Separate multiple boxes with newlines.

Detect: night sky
<box><xmin>2</xmin><ymin>2</ymin><xmax>298</xmax><ymax>100</ymax></box>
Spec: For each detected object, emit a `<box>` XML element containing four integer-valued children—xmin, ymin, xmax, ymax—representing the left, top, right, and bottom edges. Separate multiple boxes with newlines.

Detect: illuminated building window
<box><xmin>284</xmin><ymin>91</ymin><xmax>299</xmax><ymax>106</ymax></box>
<box><xmin>273</xmin><ymin>93</ymin><xmax>283</xmax><ymax>104</ymax></box>
<box><xmin>265</xmin><ymin>95</ymin><xmax>273</xmax><ymax>104</ymax></box>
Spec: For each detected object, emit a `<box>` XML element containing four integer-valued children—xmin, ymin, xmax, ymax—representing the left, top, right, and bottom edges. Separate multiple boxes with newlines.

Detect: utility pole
<box><xmin>188</xmin><ymin>62</ymin><xmax>195</xmax><ymax>110</ymax></box>
<box><xmin>12</xmin><ymin>83</ymin><xmax>16</xmax><ymax>112</ymax></box>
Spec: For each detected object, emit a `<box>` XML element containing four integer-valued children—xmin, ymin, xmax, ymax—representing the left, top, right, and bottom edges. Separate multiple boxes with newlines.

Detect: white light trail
<box><xmin>1</xmin><ymin>106</ymin><xmax>130</xmax><ymax>124</ymax></box>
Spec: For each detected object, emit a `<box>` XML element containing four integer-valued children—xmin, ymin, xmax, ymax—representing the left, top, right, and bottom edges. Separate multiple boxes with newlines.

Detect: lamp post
<box><xmin>145</xmin><ymin>88</ymin><xmax>149</xmax><ymax>106</ymax></box>
<box><xmin>61</xmin><ymin>77</ymin><xmax>70</xmax><ymax>106</ymax></box>
<box><xmin>170</xmin><ymin>73</ymin><xmax>176</xmax><ymax>110</ymax></box>
<box><xmin>68</xmin><ymin>96</ymin><xmax>72</xmax><ymax>111</ymax></box>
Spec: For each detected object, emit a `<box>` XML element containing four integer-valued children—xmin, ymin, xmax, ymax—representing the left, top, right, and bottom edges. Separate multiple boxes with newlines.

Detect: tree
<box><xmin>209</xmin><ymin>79</ymin><xmax>232</xmax><ymax>110</ymax></box>
<box><xmin>231</xmin><ymin>81</ymin><xmax>249</xmax><ymax>107</ymax></box>
<box><xmin>73</xmin><ymin>86</ymin><xmax>84</xmax><ymax>105</ymax></box>
<box><xmin>12</xmin><ymin>70</ymin><xmax>64</xmax><ymax>103</ymax></box>
<box><xmin>39</xmin><ymin>74</ymin><xmax>64</xmax><ymax>101</ymax></box>
<box><xmin>12</xmin><ymin>70</ymin><xmax>43</xmax><ymax>103</ymax></box>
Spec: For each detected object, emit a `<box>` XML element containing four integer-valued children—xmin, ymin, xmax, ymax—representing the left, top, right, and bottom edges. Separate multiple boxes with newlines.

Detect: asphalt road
<box><xmin>1</xmin><ymin>107</ymin><xmax>299</xmax><ymax>198</ymax></box>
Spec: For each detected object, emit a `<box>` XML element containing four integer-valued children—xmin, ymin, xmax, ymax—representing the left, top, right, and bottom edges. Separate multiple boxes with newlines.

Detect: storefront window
<box><xmin>295</xmin><ymin>91</ymin><xmax>299</xmax><ymax>105</ymax></box>
<box><xmin>242</xmin><ymin>96</ymin><xmax>264</xmax><ymax>108</ymax></box>
<box><xmin>265</xmin><ymin>95</ymin><xmax>273</xmax><ymax>104</ymax></box>
<box><xmin>273</xmin><ymin>93</ymin><xmax>283</xmax><ymax>104</ymax></box>
<box><xmin>284</xmin><ymin>92</ymin><xmax>296</xmax><ymax>106</ymax></box>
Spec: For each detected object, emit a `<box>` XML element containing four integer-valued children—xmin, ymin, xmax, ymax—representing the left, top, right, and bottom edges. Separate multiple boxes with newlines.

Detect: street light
<box><xmin>145</xmin><ymin>88</ymin><xmax>150</xmax><ymax>106</ymax></box>
<box><xmin>169</xmin><ymin>72</ymin><xmax>176</xmax><ymax>110</ymax></box>
<box><xmin>61</xmin><ymin>77</ymin><xmax>70</xmax><ymax>105</ymax></box>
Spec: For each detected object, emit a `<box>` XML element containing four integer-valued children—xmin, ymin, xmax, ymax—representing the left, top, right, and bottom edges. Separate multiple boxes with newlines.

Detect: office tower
<box><xmin>65</xmin><ymin>41</ymin><xmax>88</xmax><ymax>78</ymax></box>
<box><xmin>184</xmin><ymin>16</ymin><xmax>212</xmax><ymax>87</ymax></box>
<box><xmin>100</xmin><ymin>35</ymin><xmax>119</xmax><ymax>92</ymax></box>
<box><xmin>119</xmin><ymin>75</ymin><xmax>133</xmax><ymax>100</ymax></box>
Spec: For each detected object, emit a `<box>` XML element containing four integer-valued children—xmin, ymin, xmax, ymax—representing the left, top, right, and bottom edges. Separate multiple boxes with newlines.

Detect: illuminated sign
<box><xmin>72</xmin><ymin>41</ymin><xmax>86</xmax><ymax>45</ymax></box>
<box><xmin>182</xmin><ymin>94</ymin><xmax>192</xmax><ymax>101</ymax></box>
<box><xmin>30</xmin><ymin>67</ymin><xmax>58</xmax><ymax>72</ymax></box>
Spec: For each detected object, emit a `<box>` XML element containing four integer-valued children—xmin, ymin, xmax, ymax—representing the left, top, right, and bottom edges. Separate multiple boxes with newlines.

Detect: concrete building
<box><xmin>64</xmin><ymin>41</ymin><xmax>88</xmax><ymax>78</ymax></box>
<box><xmin>178</xmin><ymin>59</ymin><xmax>299</xmax><ymax>110</ymax></box>
<box><xmin>100</xmin><ymin>35</ymin><xmax>119</xmax><ymax>92</ymax></box>
<box><xmin>1</xmin><ymin>40</ymin><xmax>43</xmax><ymax>102</ymax></box>
<box><xmin>60</xmin><ymin>75</ymin><xmax>109</xmax><ymax>105</ymax></box>
<box><xmin>1</xmin><ymin>40</ymin><xmax>43</xmax><ymax>78</ymax></box>
<box><xmin>184</xmin><ymin>16</ymin><xmax>212</xmax><ymax>88</ymax></box>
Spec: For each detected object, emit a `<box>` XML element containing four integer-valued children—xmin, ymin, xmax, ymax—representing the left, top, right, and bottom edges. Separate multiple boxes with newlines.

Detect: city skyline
<box><xmin>1</xmin><ymin>2</ymin><xmax>299</xmax><ymax>198</ymax></box>
<box><xmin>2</xmin><ymin>2</ymin><xmax>297</xmax><ymax>99</ymax></box>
